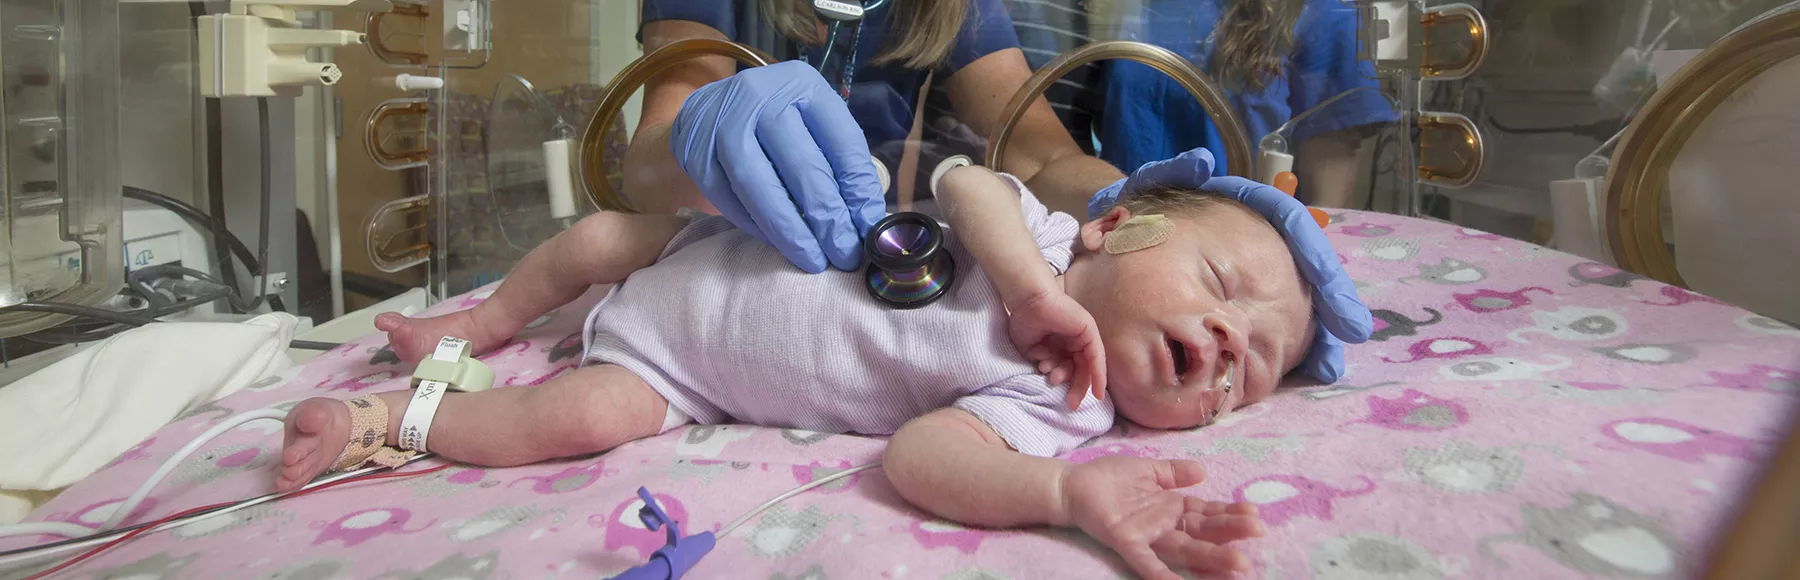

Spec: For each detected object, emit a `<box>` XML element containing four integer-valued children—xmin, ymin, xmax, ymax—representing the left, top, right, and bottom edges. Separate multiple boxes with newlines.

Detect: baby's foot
<box><xmin>374</xmin><ymin>310</ymin><xmax>506</xmax><ymax>364</ymax></box>
<box><xmin>277</xmin><ymin>398</ymin><xmax>352</xmax><ymax>493</ymax></box>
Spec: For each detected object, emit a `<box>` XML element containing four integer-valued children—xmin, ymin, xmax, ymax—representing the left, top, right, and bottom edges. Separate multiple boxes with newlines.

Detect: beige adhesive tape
<box><xmin>332</xmin><ymin>395</ymin><xmax>415</xmax><ymax>472</ymax></box>
<box><xmin>1104</xmin><ymin>214</ymin><xmax>1174</xmax><ymax>255</ymax></box>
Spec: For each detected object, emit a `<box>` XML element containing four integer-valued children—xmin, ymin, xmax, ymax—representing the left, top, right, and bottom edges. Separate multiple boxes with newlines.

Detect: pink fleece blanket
<box><xmin>6</xmin><ymin>210</ymin><xmax>1797</xmax><ymax>580</ymax></box>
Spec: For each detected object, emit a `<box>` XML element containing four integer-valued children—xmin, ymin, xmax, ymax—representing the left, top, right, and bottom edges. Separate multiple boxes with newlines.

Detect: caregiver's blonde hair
<box><xmin>760</xmin><ymin>0</ymin><xmax>971</xmax><ymax>69</ymax></box>
<box><xmin>1213</xmin><ymin>0</ymin><xmax>1305</xmax><ymax>90</ymax></box>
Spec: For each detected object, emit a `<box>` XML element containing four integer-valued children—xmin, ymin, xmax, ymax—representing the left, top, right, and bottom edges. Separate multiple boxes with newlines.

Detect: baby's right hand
<box><xmin>1005</xmin><ymin>290</ymin><xmax>1107</xmax><ymax>411</ymax></box>
<box><xmin>1061</xmin><ymin>456</ymin><xmax>1263</xmax><ymax>579</ymax></box>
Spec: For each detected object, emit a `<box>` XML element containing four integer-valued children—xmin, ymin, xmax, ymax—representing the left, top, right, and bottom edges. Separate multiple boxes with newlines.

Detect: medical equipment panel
<box><xmin>0</xmin><ymin>0</ymin><xmax>125</xmax><ymax>338</ymax></box>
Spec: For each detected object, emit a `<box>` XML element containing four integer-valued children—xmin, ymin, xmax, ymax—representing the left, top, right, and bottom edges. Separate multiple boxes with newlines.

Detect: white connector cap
<box><xmin>198</xmin><ymin>10</ymin><xmax>367</xmax><ymax>97</ymax></box>
<box><xmin>542</xmin><ymin>139</ymin><xmax>578</xmax><ymax>220</ymax></box>
<box><xmin>1371</xmin><ymin>1</ymin><xmax>1411</xmax><ymax>62</ymax></box>
<box><xmin>1257</xmin><ymin>150</ymin><xmax>1294</xmax><ymax>186</ymax></box>
<box><xmin>930</xmin><ymin>155</ymin><xmax>972</xmax><ymax>197</ymax></box>
<box><xmin>395</xmin><ymin>73</ymin><xmax>445</xmax><ymax>92</ymax></box>
<box><xmin>872</xmin><ymin>155</ymin><xmax>891</xmax><ymax>196</ymax></box>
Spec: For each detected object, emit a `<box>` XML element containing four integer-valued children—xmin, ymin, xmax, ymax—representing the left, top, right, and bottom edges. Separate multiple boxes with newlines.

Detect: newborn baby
<box><xmin>279</xmin><ymin>165</ymin><xmax>1314</xmax><ymax>579</ymax></box>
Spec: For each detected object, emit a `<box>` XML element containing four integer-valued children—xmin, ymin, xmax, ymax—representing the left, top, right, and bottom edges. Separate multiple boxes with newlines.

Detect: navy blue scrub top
<box><xmin>1093</xmin><ymin>0</ymin><xmax>1397</xmax><ymax>176</ymax></box>
<box><xmin>640</xmin><ymin>0</ymin><xmax>1022</xmax><ymax>154</ymax></box>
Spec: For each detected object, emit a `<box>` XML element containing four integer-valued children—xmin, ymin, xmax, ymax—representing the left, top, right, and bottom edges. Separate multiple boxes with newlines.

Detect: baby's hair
<box><xmin>1108</xmin><ymin>184</ymin><xmax>1267</xmax><ymax>229</ymax></box>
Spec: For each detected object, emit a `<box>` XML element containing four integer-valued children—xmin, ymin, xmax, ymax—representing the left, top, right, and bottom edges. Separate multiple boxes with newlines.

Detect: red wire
<box><xmin>21</xmin><ymin>463</ymin><xmax>453</xmax><ymax>580</ymax></box>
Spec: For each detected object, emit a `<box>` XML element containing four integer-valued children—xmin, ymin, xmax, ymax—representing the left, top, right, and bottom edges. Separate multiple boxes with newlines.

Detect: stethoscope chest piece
<box><xmin>864</xmin><ymin>211</ymin><xmax>956</xmax><ymax>309</ymax></box>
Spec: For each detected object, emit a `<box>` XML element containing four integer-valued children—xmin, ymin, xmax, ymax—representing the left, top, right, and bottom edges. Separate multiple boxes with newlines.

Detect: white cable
<box><xmin>95</xmin><ymin>408</ymin><xmax>288</xmax><ymax>532</ymax></box>
<box><xmin>0</xmin><ymin>523</ymin><xmax>94</xmax><ymax>540</ymax></box>
<box><xmin>0</xmin><ymin>452</ymin><xmax>436</xmax><ymax>569</ymax></box>
<box><xmin>719</xmin><ymin>463</ymin><xmax>881</xmax><ymax>537</ymax></box>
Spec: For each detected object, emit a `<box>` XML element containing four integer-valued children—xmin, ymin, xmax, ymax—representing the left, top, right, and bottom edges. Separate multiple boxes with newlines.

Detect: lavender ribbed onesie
<box><xmin>582</xmin><ymin>174</ymin><xmax>1113</xmax><ymax>457</ymax></box>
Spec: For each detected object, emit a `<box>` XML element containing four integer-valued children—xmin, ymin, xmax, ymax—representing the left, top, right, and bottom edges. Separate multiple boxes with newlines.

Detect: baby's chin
<box><xmin>1114</xmin><ymin>395</ymin><xmax>1206</xmax><ymax>431</ymax></box>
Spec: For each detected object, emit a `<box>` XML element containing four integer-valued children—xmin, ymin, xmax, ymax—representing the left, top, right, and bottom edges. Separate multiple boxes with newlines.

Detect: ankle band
<box><xmin>397</xmin><ymin>379</ymin><xmax>449</xmax><ymax>453</ymax></box>
<box><xmin>333</xmin><ymin>396</ymin><xmax>415</xmax><ymax>472</ymax></box>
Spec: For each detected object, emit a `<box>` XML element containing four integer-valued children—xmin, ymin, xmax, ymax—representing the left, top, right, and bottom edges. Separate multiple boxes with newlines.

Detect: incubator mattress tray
<box><xmin>7</xmin><ymin>210</ymin><xmax>1799</xmax><ymax>579</ymax></box>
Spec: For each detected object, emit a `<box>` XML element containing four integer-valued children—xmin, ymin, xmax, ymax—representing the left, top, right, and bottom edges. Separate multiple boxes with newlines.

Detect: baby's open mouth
<box><xmin>1166</xmin><ymin>336</ymin><xmax>1235</xmax><ymax>389</ymax></box>
<box><xmin>1167</xmin><ymin>337</ymin><xmax>1195</xmax><ymax>381</ymax></box>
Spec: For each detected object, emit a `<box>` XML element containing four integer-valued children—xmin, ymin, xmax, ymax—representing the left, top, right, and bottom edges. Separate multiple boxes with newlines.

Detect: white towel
<box><xmin>0</xmin><ymin>313</ymin><xmax>300</xmax><ymax>516</ymax></box>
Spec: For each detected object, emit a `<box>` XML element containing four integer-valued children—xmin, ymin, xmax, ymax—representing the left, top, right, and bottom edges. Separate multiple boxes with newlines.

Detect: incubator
<box><xmin>3</xmin><ymin>1</ymin><xmax>1800</xmax><ymax>578</ymax></box>
<box><xmin>0</xmin><ymin>0</ymin><xmax>1793</xmax><ymax>366</ymax></box>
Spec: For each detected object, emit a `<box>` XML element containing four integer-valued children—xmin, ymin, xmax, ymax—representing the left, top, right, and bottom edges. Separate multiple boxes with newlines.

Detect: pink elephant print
<box><xmin>1567</xmin><ymin>262</ymin><xmax>1643</xmax><ymax>288</ymax></box>
<box><xmin>1634</xmin><ymin>285</ymin><xmax>1723</xmax><ymax>307</ymax></box>
<box><xmin>595</xmin><ymin>491</ymin><xmax>690</xmax><ymax>559</ymax></box>
<box><xmin>1452</xmin><ymin>287</ymin><xmax>1551</xmax><ymax>313</ymax></box>
<box><xmin>906</xmin><ymin>519</ymin><xmax>989</xmax><ymax>554</ymax></box>
<box><xmin>312</xmin><ymin>507</ymin><xmax>435</xmax><ymax>547</ymax></box>
<box><xmin>1369</xmin><ymin>308</ymin><xmax>1444</xmax><ymax>342</ymax></box>
<box><xmin>1693</xmin><ymin>364</ymin><xmax>1798</xmax><ymax>394</ymax></box>
<box><xmin>1340</xmin><ymin>389</ymin><xmax>1469</xmax><ymax>432</ymax></box>
<box><xmin>1380</xmin><ymin>336</ymin><xmax>1493</xmax><ymax>363</ymax></box>
<box><xmin>1601</xmin><ymin>417</ymin><xmax>1767</xmax><ymax>463</ymax></box>
<box><xmin>508</xmin><ymin>459</ymin><xmax>614</xmax><ymax>494</ymax></box>
<box><xmin>1232</xmin><ymin>474</ymin><xmax>1376</xmax><ymax>526</ymax></box>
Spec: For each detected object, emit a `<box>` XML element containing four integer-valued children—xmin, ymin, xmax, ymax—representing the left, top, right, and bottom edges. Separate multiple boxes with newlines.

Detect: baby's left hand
<box><xmin>1007</xmin><ymin>290</ymin><xmax>1106</xmax><ymax>410</ymax></box>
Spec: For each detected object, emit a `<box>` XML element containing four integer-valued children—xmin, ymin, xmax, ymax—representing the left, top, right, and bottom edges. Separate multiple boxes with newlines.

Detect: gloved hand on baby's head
<box><xmin>1089</xmin><ymin>147</ymin><xmax>1371</xmax><ymax>387</ymax></box>
<box><xmin>1062</xmin><ymin>183</ymin><xmax>1323</xmax><ymax>431</ymax></box>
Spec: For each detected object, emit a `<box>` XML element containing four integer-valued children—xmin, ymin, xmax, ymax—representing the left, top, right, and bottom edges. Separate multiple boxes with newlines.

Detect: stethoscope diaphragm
<box><xmin>863</xmin><ymin>211</ymin><xmax>955</xmax><ymax>309</ymax></box>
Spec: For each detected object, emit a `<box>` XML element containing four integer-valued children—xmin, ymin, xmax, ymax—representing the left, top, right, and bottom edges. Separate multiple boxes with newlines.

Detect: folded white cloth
<box><xmin>0</xmin><ymin>313</ymin><xmax>299</xmax><ymax>511</ymax></box>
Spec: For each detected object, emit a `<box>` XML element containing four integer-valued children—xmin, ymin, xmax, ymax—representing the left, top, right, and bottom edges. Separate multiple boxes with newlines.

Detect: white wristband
<box><xmin>432</xmin><ymin>337</ymin><xmax>468</xmax><ymax>363</ymax></box>
<box><xmin>398</xmin><ymin>379</ymin><xmax>449</xmax><ymax>453</ymax></box>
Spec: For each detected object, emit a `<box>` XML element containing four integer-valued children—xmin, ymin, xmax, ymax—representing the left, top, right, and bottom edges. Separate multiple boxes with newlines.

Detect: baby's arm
<box><xmin>377</xmin><ymin>212</ymin><xmax>692</xmax><ymax>362</ymax></box>
<box><xmin>885</xmin><ymin>409</ymin><xmax>1263</xmax><ymax>580</ymax></box>
<box><xmin>937</xmin><ymin>166</ymin><xmax>1105</xmax><ymax>407</ymax></box>
<box><xmin>937</xmin><ymin>165</ymin><xmax>1060</xmax><ymax>306</ymax></box>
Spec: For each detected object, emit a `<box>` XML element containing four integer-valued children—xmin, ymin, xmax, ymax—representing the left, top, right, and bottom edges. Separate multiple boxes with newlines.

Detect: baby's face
<box><xmin>1064</xmin><ymin>205</ymin><xmax>1314</xmax><ymax>430</ymax></box>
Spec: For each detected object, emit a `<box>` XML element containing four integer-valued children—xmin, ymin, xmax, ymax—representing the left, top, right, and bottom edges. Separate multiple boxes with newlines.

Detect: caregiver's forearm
<box><xmin>1021</xmin><ymin>155</ymin><xmax>1127</xmax><ymax>220</ymax></box>
<box><xmin>621</xmin><ymin>121</ymin><xmax>708</xmax><ymax>215</ymax></box>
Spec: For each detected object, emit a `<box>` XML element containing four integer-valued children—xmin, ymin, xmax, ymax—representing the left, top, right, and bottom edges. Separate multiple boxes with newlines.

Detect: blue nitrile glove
<box><xmin>669</xmin><ymin>60</ymin><xmax>888</xmax><ymax>274</ymax></box>
<box><xmin>1089</xmin><ymin>148</ymin><xmax>1373</xmax><ymax>383</ymax></box>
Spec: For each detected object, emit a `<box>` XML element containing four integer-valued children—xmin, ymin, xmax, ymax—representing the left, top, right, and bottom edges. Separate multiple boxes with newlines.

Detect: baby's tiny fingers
<box><xmin>1153</xmin><ymin>536</ymin><xmax>1250</xmax><ymax>575</ymax></box>
<box><xmin>1047</xmin><ymin>366</ymin><xmax>1070</xmax><ymax>386</ymax></box>
<box><xmin>1119</xmin><ymin>545</ymin><xmax>1184</xmax><ymax>580</ymax></box>
<box><xmin>1179</xmin><ymin>513</ymin><xmax>1266</xmax><ymax>543</ymax></box>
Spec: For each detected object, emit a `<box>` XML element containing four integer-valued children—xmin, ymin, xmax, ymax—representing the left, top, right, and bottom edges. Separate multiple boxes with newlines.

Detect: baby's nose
<box><xmin>1199</xmin><ymin>312</ymin><xmax>1247</xmax><ymax>371</ymax></box>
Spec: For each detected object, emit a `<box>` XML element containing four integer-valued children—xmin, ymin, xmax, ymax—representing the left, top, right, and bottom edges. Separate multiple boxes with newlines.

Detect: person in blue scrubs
<box><xmin>1092</xmin><ymin>0</ymin><xmax>1396</xmax><ymax>209</ymax></box>
<box><xmin>627</xmin><ymin>0</ymin><xmax>1125</xmax><ymax>264</ymax></box>
<box><xmin>622</xmin><ymin>0</ymin><xmax>1371</xmax><ymax>385</ymax></box>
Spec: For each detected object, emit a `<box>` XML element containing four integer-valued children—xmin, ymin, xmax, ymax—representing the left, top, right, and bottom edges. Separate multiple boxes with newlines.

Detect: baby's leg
<box><xmin>378</xmin><ymin>212</ymin><xmax>694</xmax><ymax>362</ymax></box>
<box><xmin>277</xmin><ymin>364</ymin><xmax>670</xmax><ymax>491</ymax></box>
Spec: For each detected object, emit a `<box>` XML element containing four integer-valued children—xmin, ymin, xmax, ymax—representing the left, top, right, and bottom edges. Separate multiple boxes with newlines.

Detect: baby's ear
<box><xmin>1080</xmin><ymin>207</ymin><xmax>1133</xmax><ymax>252</ymax></box>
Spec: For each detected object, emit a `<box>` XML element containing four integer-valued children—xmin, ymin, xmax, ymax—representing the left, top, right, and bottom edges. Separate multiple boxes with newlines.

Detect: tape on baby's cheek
<box><xmin>1104</xmin><ymin>214</ymin><xmax>1174</xmax><ymax>255</ymax></box>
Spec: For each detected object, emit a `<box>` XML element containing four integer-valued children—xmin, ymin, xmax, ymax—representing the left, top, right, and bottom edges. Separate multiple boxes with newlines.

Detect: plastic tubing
<box><xmin>984</xmin><ymin>41</ymin><xmax>1252</xmax><ymax>178</ymax></box>
<box><xmin>578</xmin><ymin>39</ymin><xmax>777</xmax><ymax>213</ymax></box>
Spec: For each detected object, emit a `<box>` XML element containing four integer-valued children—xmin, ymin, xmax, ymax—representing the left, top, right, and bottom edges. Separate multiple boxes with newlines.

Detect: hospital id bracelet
<box><xmin>397</xmin><ymin>379</ymin><xmax>448</xmax><ymax>453</ymax></box>
<box><xmin>410</xmin><ymin>336</ymin><xmax>495</xmax><ymax>393</ymax></box>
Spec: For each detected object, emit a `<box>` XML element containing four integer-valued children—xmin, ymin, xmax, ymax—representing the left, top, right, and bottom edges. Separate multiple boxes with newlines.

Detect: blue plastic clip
<box><xmin>606</xmin><ymin>487</ymin><xmax>716</xmax><ymax>580</ymax></box>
